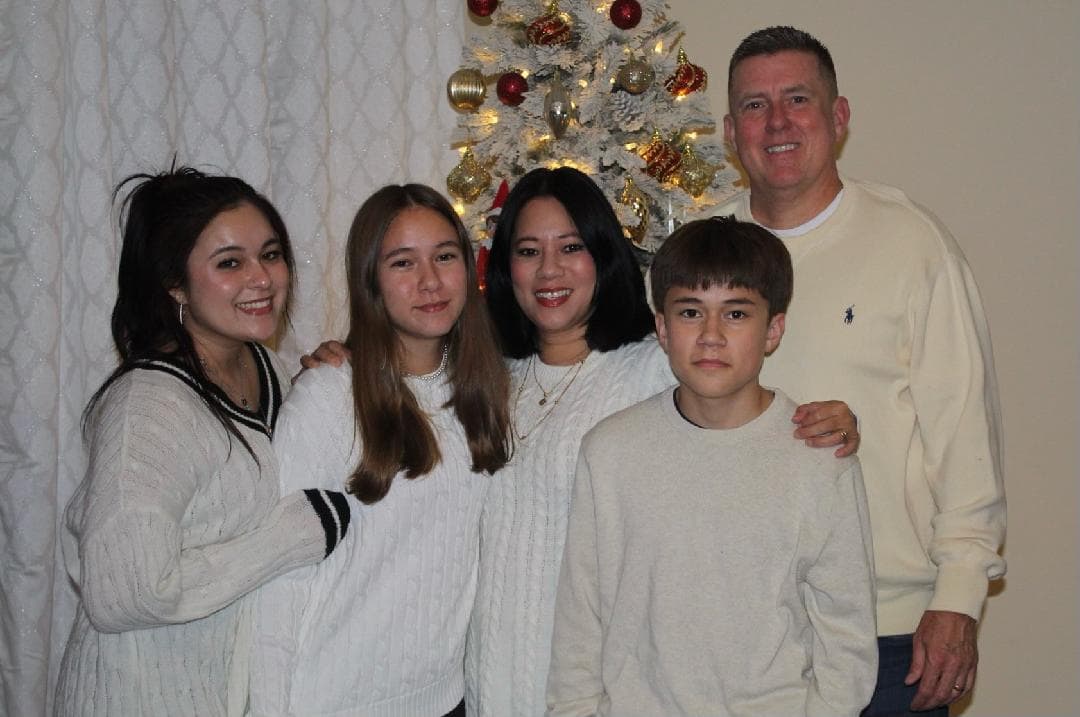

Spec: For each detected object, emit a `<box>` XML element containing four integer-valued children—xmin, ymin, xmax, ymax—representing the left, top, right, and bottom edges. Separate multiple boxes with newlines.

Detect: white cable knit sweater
<box><xmin>465</xmin><ymin>337</ymin><xmax>675</xmax><ymax>716</ymax></box>
<box><xmin>249</xmin><ymin>362</ymin><xmax>490</xmax><ymax>717</ymax></box>
<box><xmin>54</xmin><ymin>345</ymin><xmax>338</xmax><ymax>717</ymax></box>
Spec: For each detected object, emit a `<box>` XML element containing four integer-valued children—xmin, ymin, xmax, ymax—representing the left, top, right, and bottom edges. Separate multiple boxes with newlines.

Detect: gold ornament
<box><xmin>447</xmin><ymin>68</ymin><xmax>487</xmax><ymax>112</ymax></box>
<box><xmin>446</xmin><ymin>148</ymin><xmax>492</xmax><ymax>203</ymax></box>
<box><xmin>543</xmin><ymin>77</ymin><xmax>573</xmax><ymax>138</ymax></box>
<box><xmin>675</xmin><ymin>145</ymin><xmax>717</xmax><ymax>198</ymax></box>
<box><xmin>615</xmin><ymin>56</ymin><xmax>654</xmax><ymax>95</ymax></box>
<box><xmin>619</xmin><ymin>176</ymin><xmax>649</xmax><ymax>248</ymax></box>
<box><xmin>664</xmin><ymin>48</ymin><xmax>708</xmax><ymax>97</ymax></box>
<box><xmin>639</xmin><ymin>129</ymin><xmax>681</xmax><ymax>181</ymax></box>
<box><xmin>526</xmin><ymin>1</ymin><xmax>572</xmax><ymax>46</ymax></box>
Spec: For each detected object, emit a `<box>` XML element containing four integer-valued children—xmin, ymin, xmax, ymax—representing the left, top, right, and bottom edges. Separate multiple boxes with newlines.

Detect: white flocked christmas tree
<box><xmin>446</xmin><ymin>0</ymin><xmax>741</xmax><ymax>258</ymax></box>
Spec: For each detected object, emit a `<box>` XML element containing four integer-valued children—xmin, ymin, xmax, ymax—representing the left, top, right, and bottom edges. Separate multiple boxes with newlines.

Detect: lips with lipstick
<box><xmin>535</xmin><ymin>288</ymin><xmax>572</xmax><ymax>307</ymax></box>
<box><xmin>237</xmin><ymin>297</ymin><xmax>275</xmax><ymax>315</ymax></box>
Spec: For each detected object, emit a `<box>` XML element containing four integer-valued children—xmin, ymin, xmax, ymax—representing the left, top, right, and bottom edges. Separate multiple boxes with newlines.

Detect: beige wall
<box><xmin>664</xmin><ymin>1</ymin><xmax>1079</xmax><ymax>714</ymax></box>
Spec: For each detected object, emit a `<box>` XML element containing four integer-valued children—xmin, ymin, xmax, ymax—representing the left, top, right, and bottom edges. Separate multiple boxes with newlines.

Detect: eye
<box><xmin>563</xmin><ymin>241</ymin><xmax>587</xmax><ymax>254</ymax></box>
<box><xmin>790</xmin><ymin>95</ymin><xmax>809</xmax><ymax>105</ymax></box>
<box><xmin>726</xmin><ymin>310</ymin><xmax>747</xmax><ymax>320</ymax></box>
<box><xmin>678</xmin><ymin>308</ymin><xmax>702</xmax><ymax>319</ymax></box>
<box><xmin>389</xmin><ymin>258</ymin><xmax>413</xmax><ymax>269</ymax></box>
<box><xmin>742</xmin><ymin>100</ymin><xmax>764</xmax><ymax>112</ymax></box>
<box><xmin>514</xmin><ymin>246</ymin><xmax>539</xmax><ymax>258</ymax></box>
<box><xmin>216</xmin><ymin>257</ymin><xmax>240</xmax><ymax>270</ymax></box>
<box><xmin>436</xmin><ymin>250</ymin><xmax>462</xmax><ymax>263</ymax></box>
<box><xmin>262</xmin><ymin>248</ymin><xmax>283</xmax><ymax>262</ymax></box>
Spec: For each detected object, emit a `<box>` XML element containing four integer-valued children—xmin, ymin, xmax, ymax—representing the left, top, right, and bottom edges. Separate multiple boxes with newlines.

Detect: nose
<box><xmin>698</xmin><ymin>315</ymin><xmax>726</xmax><ymax>347</ymax></box>
<box><xmin>249</xmin><ymin>260</ymin><xmax>272</xmax><ymax>288</ymax></box>
<box><xmin>418</xmin><ymin>259</ymin><xmax>443</xmax><ymax>292</ymax></box>
<box><xmin>766</xmin><ymin>103</ymin><xmax>789</xmax><ymax>132</ymax></box>
<box><xmin>537</xmin><ymin>248</ymin><xmax>563</xmax><ymax>279</ymax></box>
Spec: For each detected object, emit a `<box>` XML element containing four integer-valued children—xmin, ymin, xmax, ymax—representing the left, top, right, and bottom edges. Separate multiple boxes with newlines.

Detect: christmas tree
<box><xmin>446</xmin><ymin>0</ymin><xmax>740</xmax><ymax>256</ymax></box>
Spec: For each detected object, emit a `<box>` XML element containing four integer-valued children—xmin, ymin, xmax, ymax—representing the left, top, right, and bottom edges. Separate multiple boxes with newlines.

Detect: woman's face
<box><xmin>172</xmin><ymin>202</ymin><xmax>289</xmax><ymax>353</ymax></box>
<box><xmin>509</xmin><ymin>196</ymin><xmax>597</xmax><ymax>345</ymax></box>
<box><xmin>377</xmin><ymin>206</ymin><xmax>468</xmax><ymax>364</ymax></box>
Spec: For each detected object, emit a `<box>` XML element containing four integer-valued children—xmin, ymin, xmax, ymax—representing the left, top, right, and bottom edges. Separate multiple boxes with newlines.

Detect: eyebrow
<box><xmin>512</xmin><ymin>231</ymin><xmax>581</xmax><ymax>243</ymax></box>
<box><xmin>670</xmin><ymin>295</ymin><xmax>757</xmax><ymax>307</ymax></box>
<box><xmin>381</xmin><ymin>239</ymin><xmax>459</xmax><ymax>260</ymax></box>
<box><xmin>207</xmin><ymin>236</ymin><xmax>280</xmax><ymax>259</ymax></box>
<box><xmin>736</xmin><ymin>83</ymin><xmax>814</xmax><ymax>103</ymax></box>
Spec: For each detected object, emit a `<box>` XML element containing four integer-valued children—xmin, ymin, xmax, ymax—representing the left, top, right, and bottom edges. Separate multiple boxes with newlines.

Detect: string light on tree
<box><xmin>450</xmin><ymin>0</ymin><xmax>739</xmax><ymax>254</ymax></box>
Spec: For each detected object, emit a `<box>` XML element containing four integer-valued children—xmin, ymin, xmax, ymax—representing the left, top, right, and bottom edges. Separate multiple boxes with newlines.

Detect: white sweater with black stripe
<box><xmin>249</xmin><ymin>362</ymin><xmax>490</xmax><ymax>717</ymax></box>
<box><xmin>55</xmin><ymin>344</ymin><xmax>349</xmax><ymax>717</ymax></box>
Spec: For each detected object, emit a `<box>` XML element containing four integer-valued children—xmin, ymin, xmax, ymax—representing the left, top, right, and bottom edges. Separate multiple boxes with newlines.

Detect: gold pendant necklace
<box><xmin>514</xmin><ymin>353</ymin><xmax>588</xmax><ymax>441</ymax></box>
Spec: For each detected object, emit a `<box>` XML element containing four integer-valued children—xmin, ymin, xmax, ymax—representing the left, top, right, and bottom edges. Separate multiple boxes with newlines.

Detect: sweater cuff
<box><xmin>927</xmin><ymin>563</ymin><xmax>990</xmax><ymax>621</ymax></box>
<box><xmin>303</xmin><ymin>489</ymin><xmax>352</xmax><ymax>558</ymax></box>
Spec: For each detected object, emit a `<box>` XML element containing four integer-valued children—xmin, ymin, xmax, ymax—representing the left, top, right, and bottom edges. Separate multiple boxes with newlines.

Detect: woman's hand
<box><xmin>791</xmin><ymin>400</ymin><xmax>859</xmax><ymax>457</ymax></box>
<box><xmin>293</xmin><ymin>340</ymin><xmax>349</xmax><ymax>383</ymax></box>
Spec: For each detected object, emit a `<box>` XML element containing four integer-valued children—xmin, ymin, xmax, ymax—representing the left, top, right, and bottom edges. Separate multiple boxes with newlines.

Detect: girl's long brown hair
<box><xmin>344</xmin><ymin>184</ymin><xmax>510</xmax><ymax>504</ymax></box>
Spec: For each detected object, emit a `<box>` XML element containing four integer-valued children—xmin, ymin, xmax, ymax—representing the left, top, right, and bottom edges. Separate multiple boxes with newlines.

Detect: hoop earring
<box><xmin>178</xmin><ymin>303</ymin><xmax>185</xmax><ymax>326</ymax></box>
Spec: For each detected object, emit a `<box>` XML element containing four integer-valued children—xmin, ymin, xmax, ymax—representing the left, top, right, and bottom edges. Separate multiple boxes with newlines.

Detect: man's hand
<box><xmin>299</xmin><ymin>340</ymin><xmax>349</xmax><ymax>370</ymax></box>
<box><xmin>791</xmin><ymin>400</ymin><xmax>859</xmax><ymax>457</ymax></box>
<box><xmin>906</xmin><ymin>610</ymin><xmax>978</xmax><ymax>710</ymax></box>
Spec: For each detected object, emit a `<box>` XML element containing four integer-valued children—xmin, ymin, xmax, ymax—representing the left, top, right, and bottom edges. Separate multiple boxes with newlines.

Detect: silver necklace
<box><xmin>405</xmin><ymin>344</ymin><xmax>450</xmax><ymax>382</ymax></box>
<box><xmin>200</xmin><ymin>352</ymin><xmax>251</xmax><ymax>409</ymax></box>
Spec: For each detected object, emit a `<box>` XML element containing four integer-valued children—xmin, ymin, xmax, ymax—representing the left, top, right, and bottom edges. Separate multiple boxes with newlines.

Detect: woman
<box><xmin>55</xmin><ymin>167</ymin><xmax>351</xmax><ymax>716</ymax></box>
<box><xmin>248</xmin><ymin>184</ymin><xmax>511</xmax><ymax>716</ymax></box>
<box><xmin>465</xmin><ymin>167</ymin><xmax>859</xmax><ymax>716</ymax></box>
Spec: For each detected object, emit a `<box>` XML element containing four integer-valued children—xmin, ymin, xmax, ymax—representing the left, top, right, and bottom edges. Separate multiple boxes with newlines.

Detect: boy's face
<box><xmin>655</xmin><ymin>282</ymin><xmax>785</xmax><ymax>426</ymax></box>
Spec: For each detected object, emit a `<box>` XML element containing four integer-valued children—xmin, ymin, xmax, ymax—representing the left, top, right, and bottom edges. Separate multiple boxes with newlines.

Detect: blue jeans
<box><xmin>861</xmin><ymin>635</ymin><xmax>949</xmax><ymax>717</ymax></box>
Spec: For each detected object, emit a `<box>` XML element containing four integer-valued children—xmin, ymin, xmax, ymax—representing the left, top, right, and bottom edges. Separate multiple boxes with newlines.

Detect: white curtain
<box><xmin>0</xmin><ymin>0</ymin><xmax>464</xmax><ymax>712</ymax></box>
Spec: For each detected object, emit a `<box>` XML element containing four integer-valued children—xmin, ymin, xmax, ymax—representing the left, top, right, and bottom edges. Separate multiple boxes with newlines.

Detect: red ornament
<box><xmin>467</xmin><ymin>0</ymin><xmax>498</xmax><ymax>18</ymax></box>
<box><xmin>475</xmin><ymin>245</ymin><xmax>490</xmax><ymax>293</ymax></box>
<box><xmin>665</xmin><ymin>48</ymin><xmax>708</xmax><ymax>97</ymax></box>
<box><xmin>496</xmin><ymin>71</ymin><xmax>528</xmax><ymax>106</ymax></box>
<box><xmin>640</xmin><ymin>132</ymin><xmax>682</xmax><ymax>181</ymax></box>
<box><xmin>526</xmin><ymin>3</ymin><xmax>572</xmax><ymax>46</ymax></box>
<box><xmin>609</xmin><ymin>0</ymin><xmax>642</xmax><ymax>30</ymax></box>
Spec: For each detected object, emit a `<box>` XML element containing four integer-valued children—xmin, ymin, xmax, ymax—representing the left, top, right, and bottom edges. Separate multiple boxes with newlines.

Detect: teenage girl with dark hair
<box><xmin>55</xmin><ymin>167</ymin><xmax>350</xmax><ymax>716</ymax></box>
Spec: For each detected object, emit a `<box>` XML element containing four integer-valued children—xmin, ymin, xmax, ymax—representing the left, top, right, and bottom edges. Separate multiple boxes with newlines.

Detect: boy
<box><xmin>545</xmin><ymin>217</ymin><xmax>877</xmax><ymax>716</ymax></box>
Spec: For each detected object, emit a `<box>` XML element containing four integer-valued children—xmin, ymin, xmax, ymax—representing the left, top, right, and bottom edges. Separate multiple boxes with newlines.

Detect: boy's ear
<box><xmin>765</xmin><ymin>312</ymin><xmax>785</xmax><ymax>355</ymax></box>
<box><xmin>654</xmin><ymin>311</ymin><xmax>670</xmax><ymax>353</ymax></box>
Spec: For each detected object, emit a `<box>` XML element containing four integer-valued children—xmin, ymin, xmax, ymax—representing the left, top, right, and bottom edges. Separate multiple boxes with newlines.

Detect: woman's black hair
<box><xmin>484</xmin><ymin>167</ymin><xmax>654</xmax><ymax>358</ymax></box>
<box><xmin>82</xmin><ymin>165</ymin><xmax>295</xmax><ymax>460</ymax></box>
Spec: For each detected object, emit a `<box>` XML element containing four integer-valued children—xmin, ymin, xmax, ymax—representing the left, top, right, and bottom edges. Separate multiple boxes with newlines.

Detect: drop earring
<box><xmin>178</xmin><ymin>303</ymin><xmax>185</xmax><ymax>326</ymax></box>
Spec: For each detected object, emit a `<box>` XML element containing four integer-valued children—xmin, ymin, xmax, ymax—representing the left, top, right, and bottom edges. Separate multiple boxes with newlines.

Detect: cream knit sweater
<box><xmin>466</xmin><ymin>338</ymin><xmax>675</xmax><ymax>716</ymax></box>
<box><xmin>250</xmin><ymin>362</ymin><xmax>490</xmax><ymax>717</ymax></box>
<box><xmin>55</xmin><ymin>345</ymin><xmax>348</xmax><ymax>717</ymax></box>
<box><xmin>721</xmin><ymin>178</ymin><xmax>1006</xmax><ymax>634</ymax></box>
<box><xmin>547</xmin><ymin>390</ymin><xmax>877</xmax><ymax>716</ymax></box>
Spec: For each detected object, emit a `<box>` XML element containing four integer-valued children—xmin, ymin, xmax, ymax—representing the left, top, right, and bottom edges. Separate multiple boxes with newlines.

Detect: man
<box><xmin>718</xmin><ymin>26</ymin><xmax>1006</xmax><ymax>716</ymax></box>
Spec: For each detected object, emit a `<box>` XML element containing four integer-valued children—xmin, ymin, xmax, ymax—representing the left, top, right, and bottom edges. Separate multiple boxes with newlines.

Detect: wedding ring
<box><xmin>839</xmin><ymin>430</ymin><xmax>849</xmax><ymax>442</ymax></box>
<box><xmin>952</xmin><ymin>684</ymin><xmax>963</xmax><ymax>691</ymax></box>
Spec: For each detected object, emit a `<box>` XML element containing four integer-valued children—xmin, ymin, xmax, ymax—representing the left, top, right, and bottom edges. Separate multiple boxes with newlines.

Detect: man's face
<box><xmin>724</xmin><ymin>50</ymin><xmax>849</xmax><ymax>204</ymax></box>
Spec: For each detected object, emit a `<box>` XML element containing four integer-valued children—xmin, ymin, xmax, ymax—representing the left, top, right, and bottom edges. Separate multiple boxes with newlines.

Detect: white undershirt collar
<box><xmin>766</xmin><ymin>188</ymin><xmax>845</xmax><ymax>238</ymax></box>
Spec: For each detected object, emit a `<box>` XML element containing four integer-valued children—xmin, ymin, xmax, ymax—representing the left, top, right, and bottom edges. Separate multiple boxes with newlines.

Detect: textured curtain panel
<box><xmin>0</xmin><ymin>0</ymin><xmax>463</xmax><ymax>712</ymax></box>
